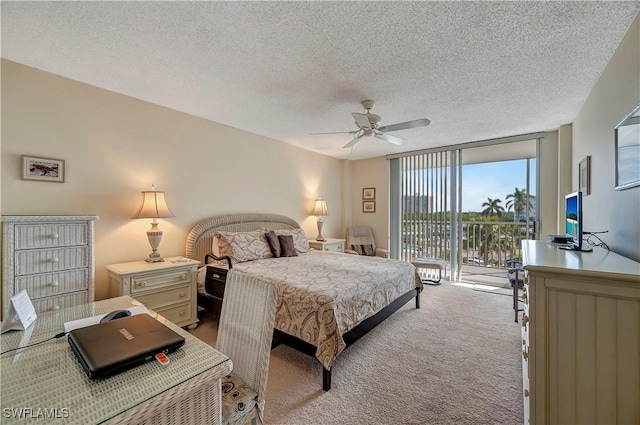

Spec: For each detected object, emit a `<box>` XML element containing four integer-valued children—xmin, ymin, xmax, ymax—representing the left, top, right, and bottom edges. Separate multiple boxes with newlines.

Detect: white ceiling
<box><xmin>2</xmin><ymin>2</ymin><xmax>638</xmax><ymax>160</ymax></box>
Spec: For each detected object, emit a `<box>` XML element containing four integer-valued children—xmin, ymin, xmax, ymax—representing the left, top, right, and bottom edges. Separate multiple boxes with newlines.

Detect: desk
<box><xmin>0</xmin><ymin>296</ymin><xmax>232</xmax><ymax>424</ymax></box>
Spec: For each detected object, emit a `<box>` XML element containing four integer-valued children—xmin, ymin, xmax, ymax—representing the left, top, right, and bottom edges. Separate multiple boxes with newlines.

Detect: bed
<box><xmin>185</xmin><ymin>213</ymin><xmax>422</xmax><ymax>391</ymax></box>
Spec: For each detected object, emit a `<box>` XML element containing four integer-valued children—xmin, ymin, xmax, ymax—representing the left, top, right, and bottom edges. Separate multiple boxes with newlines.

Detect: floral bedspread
<box><xmin>201</xmin><ymin>250</ymin><xmax>422</xmax><ymax>369</ymax></box>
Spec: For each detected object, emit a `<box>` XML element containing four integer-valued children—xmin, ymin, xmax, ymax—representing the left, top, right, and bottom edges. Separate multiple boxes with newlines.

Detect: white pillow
<box><xmin>212</xmin><ymin>234</ymin><xmax>221</xmax><ymax>257</ymax></box>
<box><xmin>215</xmin><ymin>230</ymin><xmax>273</xmax><ymax>263</ymax></box>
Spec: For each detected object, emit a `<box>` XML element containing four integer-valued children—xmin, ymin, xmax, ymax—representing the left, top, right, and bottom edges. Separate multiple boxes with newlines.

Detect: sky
<box><xmin>461</xmin><ymin>159</ymin><xmax>536</xmax><ymax>212</ymax></box>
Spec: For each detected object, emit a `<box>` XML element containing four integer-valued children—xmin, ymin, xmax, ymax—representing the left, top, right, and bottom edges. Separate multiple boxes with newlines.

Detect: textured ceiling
<box><xmin>2</xmin><ymin>2</ymin><xmax>639</xmax><ymax>160</ymax></box>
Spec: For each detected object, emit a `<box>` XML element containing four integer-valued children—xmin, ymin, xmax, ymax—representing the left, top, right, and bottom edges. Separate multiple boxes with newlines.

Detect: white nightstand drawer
<box><xmin>131</xmin><ymin>270</ymin><xmax>192</xmax><ymax>294</ymax></box>
<box><xmin>308</xmin><ymin>238</ymin><xmax>345</xmax><ymax>253</ymax></box>
<box><xmin>106</xmin><ymin>257</ymin><xmax>199</xmax><ymax>329</ymax></box>
<box><xmin>324</xmin><ymin>241</ymin><xmax>344</xmax><ymax>252</ymax></box>
<box><xmin>134</xmin><ymin>284</ymin><xmax>192</xmax><ymax>310</ymax></box>
<box><xmin>15</xmin><ymin>269</ymin><xmax>89</xmax><ymax>298</ymax></box>
<box><xmin>154</xmin><ymin>301</ymin><xmax>193</xmax><ymax>326</ymax></box>
<box><xmin>15</xmin><ymin>223</ymin><xmax>87</xmax><ymax>249</ymax></box>
<box><xmin>32</xmin><ymin>291</ymin><xmax>89</xmax><ymax>313</ymax></box>
<box><xmin>14</xmin><ymin>246</ymin><xmax>88</xmax><ymax>275</ymax></box>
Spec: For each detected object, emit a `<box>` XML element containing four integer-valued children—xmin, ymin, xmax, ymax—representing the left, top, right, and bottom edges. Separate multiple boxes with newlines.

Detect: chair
<box><xmin>507</xmin><ymin>267</ymin><xmax>525</xmax><ymax>322</ymax></box>
<box><xmin>216</xmin><ymin>270</ymin><xmax>279</xmax><ymax>425</ymax></box>
<box><xmin>345</xmin><ymin>225</ymin><xmax>389</xmax><ymax>258</ymax></box>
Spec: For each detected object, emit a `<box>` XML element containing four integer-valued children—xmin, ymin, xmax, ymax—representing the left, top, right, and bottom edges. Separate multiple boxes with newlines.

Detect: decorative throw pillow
<box><xmin>351</xmin><ymin>244</ymin><xmax>375</xmax><ymax>256</ymax></box>
<box><xmin>215</xmin><ymin>230</ymin><xmax>272</xmax><ymax>263</ymax></box>
<box><xmin>278</xmin><ymin>235</ymin><xmax>298</xmax><ymax>257</ymax></box>
<box><xmin>265</xmin><ymin>230</ymin><xmax>281</xmax><ymax>258</ymax></box>
<box><xmin>273</xmin><ymin>228</ymin><xmax>310</xmax><ymax>254</ymax></box>
<box><xmin>221</xmin><ymin>373</ymin><xmax>258</xmax><ymax>425</ymax></box>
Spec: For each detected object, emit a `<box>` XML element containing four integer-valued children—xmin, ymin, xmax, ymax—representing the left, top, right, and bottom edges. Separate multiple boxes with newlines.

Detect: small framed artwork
<box><xmin>363</xmin><ymin>201</ymin><xmax>376</xmax><ymax>213</ymax></box>
<box><xmin>363</xmin><ymin>187</ymin><xmax>376</xmax><ymax>200</ymax></box>
<box><xmin>578</xmin><ymin>156</ymin><xmax>591</xmax><ymax>195</ymax></box>
<box><xmin>21</xmin><ymin>155</ymin><xmax>65</xmax><ymax>183</ymax></box>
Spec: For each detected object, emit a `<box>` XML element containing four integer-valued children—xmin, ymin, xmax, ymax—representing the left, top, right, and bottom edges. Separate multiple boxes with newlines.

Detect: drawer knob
<box><xmin>51</xmin><ymin>233</ymin><xmax>59</xmax><ymax>239</ymax></box>
<box><xmin>524</xmin><ymin>389</ymin><xmax>530</xmax><ymax>397</ymax></box>
<box><xmin>522</xmin><ymin>350</ymin><xmax>529</xmax><ymax>360</ymax></box>
<box><xmin>179</xmin><ymin>291</ymin><xmax>186</xmax><ymax>298</ymax></box>
<box><xmin>51</xmin><ymin>305</ymin><xmax>60</xmax><ymax>311</ymax></box>
<box><xmin>522</xmin><ymin>291</ymin><xmax>528</xmax><ymax>301</ymax></box>
<box><xmin>522</xmin><ymin>314</ymin><xmax>529</xmax><ymax>326</ymax></box>
<box><xmin>180</xmin><ymin>273</ymin><xmax>187</xmax><ymax>280</ymax></box>
<box><xmin>139</xmin><ymin>281</ymin><xmax>147</xmax><ymax>287</ymax></box>
<box><xmin>50</xmin><ymin>281</ymin><xmax>59</xmax><ymax>287</ymax></box>
<box><xmin>179</xmin><ymin>310</ymin><xmax>186</xmax><ymax>316</ymax></box>
<box><xmin>50</xmin><ymin>257</ymin><xmax>59</xmax><ymax>263</ymax></box>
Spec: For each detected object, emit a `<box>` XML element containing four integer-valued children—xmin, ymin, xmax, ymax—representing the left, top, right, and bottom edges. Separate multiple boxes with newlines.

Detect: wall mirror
<box><xmin>614</xmin><ymin>104</ymin><xmax>640</xmax><ymax>190</ymax></box>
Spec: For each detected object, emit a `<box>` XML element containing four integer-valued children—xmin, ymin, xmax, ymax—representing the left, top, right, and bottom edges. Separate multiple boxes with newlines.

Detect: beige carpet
<box><xmin>189</xmin><ymin>282</ymin><xmax>524</xmax><ymax>425</ymax></box>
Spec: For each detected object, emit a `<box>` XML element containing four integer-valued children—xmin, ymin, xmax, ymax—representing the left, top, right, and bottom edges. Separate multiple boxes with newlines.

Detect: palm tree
<box><xmin>481</xmin><ymin>198</ymin><xmax>505</xmax><ymax>218</ymax></box>
<box><xmin>505</xmin><ymin>187</ymin><xmax>534</xmax><ymax>221</ymax></box>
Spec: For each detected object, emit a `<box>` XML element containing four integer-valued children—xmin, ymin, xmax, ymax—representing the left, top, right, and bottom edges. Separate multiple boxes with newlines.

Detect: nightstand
<box><xmin>106</xmin><ymin>257</ymin><xmax>200</xmax><ymax>329</ymax></box>
<box><xmin>308</xmin><ymin>238</ymin><xmax>346</xmax><ymax>253</ymax></box>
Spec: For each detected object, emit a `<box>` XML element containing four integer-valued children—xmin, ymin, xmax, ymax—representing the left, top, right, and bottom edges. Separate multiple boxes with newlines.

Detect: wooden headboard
<box><xmin>184</xmin><ymin>213</ymin><xmax>301</xmax><ymax>264</ymax></box>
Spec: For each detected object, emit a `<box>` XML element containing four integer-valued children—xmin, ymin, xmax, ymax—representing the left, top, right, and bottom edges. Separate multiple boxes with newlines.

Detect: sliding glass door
<box><xmin>389</xmin><ymin>134</ymin><xmax>541</xmax><ymax>284</ymax></box>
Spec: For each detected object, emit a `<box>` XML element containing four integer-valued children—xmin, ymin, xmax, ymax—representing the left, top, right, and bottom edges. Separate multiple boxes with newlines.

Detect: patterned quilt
<box><xmin>200</xmin><ymin>250</ymin><xmax>422</xmax><ymax>369</ymax></box>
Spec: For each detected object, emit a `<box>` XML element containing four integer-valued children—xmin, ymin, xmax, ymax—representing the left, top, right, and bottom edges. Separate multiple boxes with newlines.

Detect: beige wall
<box><xmin>345</xmin><ymin>157</ymin><xmax>390</xmax><ymax>249</ymax></box>
<box><xmin>539</xmin><ymin>130</ymin><xmax>560</xmax><ymax>238</ymax></box>
<box><xmin>1</xmin><ymin>60</ymin><xmax>344</xmax><ymax>300</ymax></box>
<box><xmin>572</xmin><ymin>14</ymin><xmax>639</xmax><ymax>261</ymax></box>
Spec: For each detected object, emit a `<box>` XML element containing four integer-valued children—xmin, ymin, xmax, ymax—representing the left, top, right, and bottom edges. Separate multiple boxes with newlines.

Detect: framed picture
<box><xmin>614</xmin><ymin>103</ymin><xmax>640</xmax><ymax>191</ymax></box>
<box><xmin>21</xmin><ymin>155</ymin><xmax>65</xmax><ymax>183</ymax></box>
<box><xmin>363</xmin><ymin>201</ymin><xmax>376</xmax><ymax>213</ymax></box>
<box><xmin>362</xmin><ymin>187</ymin><xmax>376</xmax><ymax>200</ymax></box>
<box><xmin>578</xmin><ymin>156</ymin><xmax>591</xmax><ymax>195</ymax></box>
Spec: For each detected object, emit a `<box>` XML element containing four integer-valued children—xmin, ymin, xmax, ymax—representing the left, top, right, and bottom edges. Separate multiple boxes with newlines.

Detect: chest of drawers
<box><xmin>1</xmin><ymin>215</ymin><xmax>99</xmax><ymax>318</ymax></box>
<box><xmin>106</xmin><ymin>258</ymin><xmax>200</xmax><ymax>329</ymax></box>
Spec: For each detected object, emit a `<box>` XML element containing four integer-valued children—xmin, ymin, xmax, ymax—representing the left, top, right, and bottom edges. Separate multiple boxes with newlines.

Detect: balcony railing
<box><xmin>401</xmin><ymin>219</ymin><xmax>531</xmax><ymax>270</ymax></box>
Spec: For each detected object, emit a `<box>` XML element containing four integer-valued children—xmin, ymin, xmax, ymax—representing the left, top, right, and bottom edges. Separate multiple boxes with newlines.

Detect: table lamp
<box><xmin>132</xmin><ymin>185</ymin><xmax>175</xmax><ymax>262</ymax></box>
<box><xmin>311</xmin><ymin>198</ymin><xmax>328</xmax><ymax>241</ymax></box>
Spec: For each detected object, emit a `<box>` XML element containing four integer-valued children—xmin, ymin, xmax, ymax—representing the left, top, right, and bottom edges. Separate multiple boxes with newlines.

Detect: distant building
<box><xmin>403</xmin><ymin>193</ymin><xmax>432</xmax><ymax>215</ymax></box>
<box><xmin>514</xmin><ymin>196</ymin><xmax>537</xmax><ymax>221</ymax></box>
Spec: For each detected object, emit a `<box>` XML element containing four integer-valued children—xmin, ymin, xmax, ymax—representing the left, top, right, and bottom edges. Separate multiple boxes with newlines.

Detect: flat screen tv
<box><xmin>565</xmin><ymin>191</ymin><xmax>592</xmax><ymax>252</ymax></box>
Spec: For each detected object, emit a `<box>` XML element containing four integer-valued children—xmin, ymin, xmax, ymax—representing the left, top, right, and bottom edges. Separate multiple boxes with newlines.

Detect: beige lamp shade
<box><xmin>132</xmin><ymin>189</ymin><xmax>175</xmax><ymax>219</ymax></box>
<box><xmin>133</xmin><ymin>185</ymin><xmax>174</xmax><ymax>262</ymax></box>
<box><xmin>311</xmin><ymin>198</ymin><xmax>328</xmax><ymax>241</ymax></box>
<box><xmin>311</xmin><ymin>198</ymin><xmax>328</xmax><ymax>216</ymax></box>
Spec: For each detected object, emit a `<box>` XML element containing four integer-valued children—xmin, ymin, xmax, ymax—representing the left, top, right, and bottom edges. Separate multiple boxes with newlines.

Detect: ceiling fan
<box><xmin>311</xmin><ymin>100</ymin><xmax>430</xmax><ymax>148</ymax></box>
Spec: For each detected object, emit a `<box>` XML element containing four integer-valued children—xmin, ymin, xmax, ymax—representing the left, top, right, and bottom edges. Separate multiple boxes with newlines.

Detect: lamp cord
<box><xmin>0</xmin><ymin>331</ymin><xmax>68</xmax><ymax>356</ymax></box>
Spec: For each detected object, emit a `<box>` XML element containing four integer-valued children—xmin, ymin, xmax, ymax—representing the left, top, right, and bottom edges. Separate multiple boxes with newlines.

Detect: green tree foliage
<box><xmin>481</xmin><ymin>198</ymin><xmax>505</xmax><ymax>218</ymax></box>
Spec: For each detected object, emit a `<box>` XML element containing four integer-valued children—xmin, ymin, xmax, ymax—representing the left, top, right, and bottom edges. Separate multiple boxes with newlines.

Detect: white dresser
<box><xmin>1</xmin><ymin>215</ymin><xmax>99</xmax><ymax>318</ymax></box>
<box><xmin>521</xmin><ymin>240</ymin><xmax>640</xmax><ymax>425</ymax></box>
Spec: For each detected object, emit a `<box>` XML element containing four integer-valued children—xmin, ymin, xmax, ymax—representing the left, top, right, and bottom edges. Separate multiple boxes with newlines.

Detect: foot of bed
<box><xmin>323</xmin><ymin>367</ymin><xmax>332</xmax><ymax>391</ymax></box>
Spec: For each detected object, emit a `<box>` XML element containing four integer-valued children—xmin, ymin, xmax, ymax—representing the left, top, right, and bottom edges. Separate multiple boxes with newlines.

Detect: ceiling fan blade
<box><xmin>310</xmin><ymin>130</ymin><xmax>358</xmax><ymax>135</ymax></box>
<box><xmin>377</xmin><ymin>118</ymin><xmax>430</xmax><ymax>133</ymax></box>
<box><xmin>374</xmin><ymin>131</ymin><xmax>406</xmax><ymax>146</ymax></box>
<box><xmin>352</xmin><ymin>112</ymin><xmax>372</xmax><ymax>130</ymax></box>
<box><xmin>343</xmin><ymin>134</ymin><xmax>363</xmax><ymax>148</ymax></box>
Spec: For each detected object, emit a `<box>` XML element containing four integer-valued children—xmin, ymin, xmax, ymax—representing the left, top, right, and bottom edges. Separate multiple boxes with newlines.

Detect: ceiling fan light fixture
<box><xmin>314</xmin><ymin>99</ymin><xmax>430</xmax><ymax>149</ymax></box>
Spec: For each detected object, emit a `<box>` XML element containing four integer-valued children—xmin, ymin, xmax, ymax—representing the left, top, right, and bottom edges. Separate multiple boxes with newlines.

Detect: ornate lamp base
<box><xmin>316</xmin><ymin>217</ymin><xmax>326</xmax><ymax>241</ymax></box>
<box><xmin>145</xmin><ymin>222</ymin><xmax>165</xmax><ymax>262</ymax></box>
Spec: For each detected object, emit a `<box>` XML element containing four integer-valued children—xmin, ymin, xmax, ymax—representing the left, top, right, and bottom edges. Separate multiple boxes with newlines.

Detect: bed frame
<box><xmin>185</xmin><ymin>213</ymin><xmax>421</xmax><ymax>391</ymax></box>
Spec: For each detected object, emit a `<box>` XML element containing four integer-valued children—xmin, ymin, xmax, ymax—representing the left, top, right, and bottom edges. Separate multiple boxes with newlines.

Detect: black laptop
<box><xmin>67</xmin><ymin>314</ymin><xmax>185</xmax><ymax>379</ymax></box>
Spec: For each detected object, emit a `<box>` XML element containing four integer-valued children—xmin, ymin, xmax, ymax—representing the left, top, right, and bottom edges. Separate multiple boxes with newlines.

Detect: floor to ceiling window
<box><xmin>389</xmin><ymin>134</ymin><xmax>541</xmax><ymax>285</ymax></box>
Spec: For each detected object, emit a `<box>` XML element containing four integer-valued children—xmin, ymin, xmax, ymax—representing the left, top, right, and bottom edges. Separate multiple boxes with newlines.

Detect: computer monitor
<box><xmin>565</xmin><ymin>191</ymin><xmax>591</xmax><ymax>252</ymax></box>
